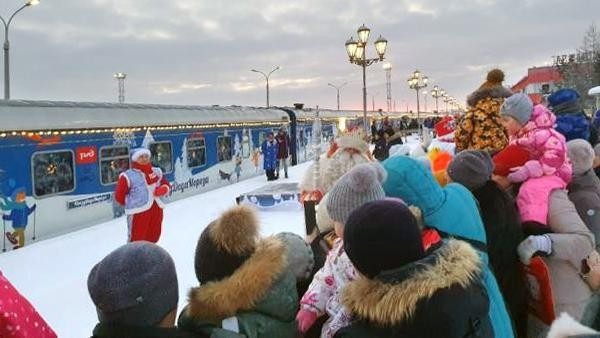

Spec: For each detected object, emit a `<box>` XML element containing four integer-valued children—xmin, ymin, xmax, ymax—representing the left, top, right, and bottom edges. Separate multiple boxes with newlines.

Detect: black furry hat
<box><xmin>195</xmin><ymin>205</ymin><xmax>260</xmax><ymax>284</ymax></box>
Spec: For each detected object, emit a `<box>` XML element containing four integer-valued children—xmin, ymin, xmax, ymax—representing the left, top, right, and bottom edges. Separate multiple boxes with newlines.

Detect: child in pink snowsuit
<box><xmin>296</xmin><ymin>163</ymin><xmax>386</xmax><ymax>337</ymax></box>
<box><xmin>500</xmin><ymin>94</ymin><xmax>572</xmax><ymax>232</ymax></box>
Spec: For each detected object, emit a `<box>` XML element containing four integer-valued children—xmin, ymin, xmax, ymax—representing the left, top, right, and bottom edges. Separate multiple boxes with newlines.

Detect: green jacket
<box><xmin>178</xmin><ymin>238</ymin><xmax>299</xmax><ymax>338</ymax></box>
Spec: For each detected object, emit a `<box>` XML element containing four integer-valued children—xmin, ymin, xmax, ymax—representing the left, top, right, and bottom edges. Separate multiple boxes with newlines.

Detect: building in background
<box><xmin>511</xmin><ymin>66</ymin><xmax>562</xmax><ymax>104</ymax></box>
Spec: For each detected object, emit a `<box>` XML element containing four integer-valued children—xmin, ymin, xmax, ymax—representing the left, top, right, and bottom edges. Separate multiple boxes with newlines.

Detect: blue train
<box><xmin>0</xmin><ymin>100</ymin><xmax>387</xmax><ymax>250</ymax></box>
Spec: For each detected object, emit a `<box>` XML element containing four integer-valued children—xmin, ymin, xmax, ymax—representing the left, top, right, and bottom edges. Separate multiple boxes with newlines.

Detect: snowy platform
<box><xmin>0</xmin><ymin>162</ymin><xmax>312</xmax><ymax>338</ymax></box>
<box><xmin>236</xmin><ymin>182</ymin><xmax>301</xmax><ymax>210</ymax></box>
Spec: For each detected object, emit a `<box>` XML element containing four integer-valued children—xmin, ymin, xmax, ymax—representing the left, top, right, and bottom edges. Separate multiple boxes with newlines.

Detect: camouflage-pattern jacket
<box><xmin>455</xmin><ymin>86</ymin><xmax>512</xmax><ymax>153</ymax></box>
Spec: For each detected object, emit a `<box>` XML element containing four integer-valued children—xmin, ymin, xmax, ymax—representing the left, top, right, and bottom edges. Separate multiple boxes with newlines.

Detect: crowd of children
<box><xmin>4</xmin><ymin>68</ymin><xmax>600</xmax><ymax>338</ymax></box>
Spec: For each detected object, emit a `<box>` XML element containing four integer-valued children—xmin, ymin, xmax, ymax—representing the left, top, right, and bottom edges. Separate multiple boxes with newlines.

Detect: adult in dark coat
<box><xmin>335</xmin><ymin>199</ymin><xmax>493</xmax><ymax>338</ymax></box>
<box><xmin>370</xmin><ymin>120</ymin><xmax>378</xmax><ymax>143</ymax></box>
<box><xmin>372</xmin><ymin>130</ymin><xmax>388</xmax><ymax>161</ymax></box>
<box><xmin>275</xmin><ymin>128</ymin><xmax>291</xmax><ymax>178</ymax></box>
<box><xmin>447</xmin><ymin>150</ymin><xmax>527</xmax><ymax>338</ymax></box>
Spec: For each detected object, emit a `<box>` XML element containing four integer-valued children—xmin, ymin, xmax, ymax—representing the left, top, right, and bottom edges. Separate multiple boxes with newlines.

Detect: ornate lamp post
<box><xmin>345</xmin><ymin>24</ymin><xmax>388</xmax><ymax>135</ymax></box>
<box><xmin>407</xmin><ymin>70</ymin><xmax>428</xmax><ymax>134</ymax></box>
<box><xmin>1</xmin><ymin>0</ymin><xmax>40</xmax><ymax>100</ymax></box>
<box><xmin>371</xmin><ymin>92</ymin><xmax>379</xmax><ymax>112</ymax></box>
<box><xmin>251</xmin><ymin>66</ymin><xmax>280</xmax><ymax>108</ymax></box>
<box><xmin>431</xmin><ymin>85</ymin><xmax>444</xmax><ymax>114</ymax></box>
<box><xmin>443</xmin><ymin>94</ymin><xmax>451</xmax><ymax>114</ymax></box>
<box><xmin>327</xmin><ymin>82</ymin><xmax>347</xmax><ymax>111</ymax></box>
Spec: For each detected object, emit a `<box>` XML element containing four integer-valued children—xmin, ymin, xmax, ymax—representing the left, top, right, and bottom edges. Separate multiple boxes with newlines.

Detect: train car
<box><xmin>0</xmin><ymin>100</ymin><xmax>344</xmax><ymax>249</ymax></box>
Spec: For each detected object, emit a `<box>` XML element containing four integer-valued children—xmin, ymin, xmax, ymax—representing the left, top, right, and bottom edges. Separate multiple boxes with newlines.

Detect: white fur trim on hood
<box><xmin>131</xmin><ymin>148</ymin><xmax>151</xmax><ymax>162</ymax></box>
<box><xmin>546</xmin><ymin>312</ymin><xmax>598</xmax><ymax>338</ymax></box>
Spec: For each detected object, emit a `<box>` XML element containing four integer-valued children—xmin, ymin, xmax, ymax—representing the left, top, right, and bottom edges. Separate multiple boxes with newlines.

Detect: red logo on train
<box><xmin>76</xmin><ymin>146</ymin><xmax>97</xmax><ymax>164</ymax></box>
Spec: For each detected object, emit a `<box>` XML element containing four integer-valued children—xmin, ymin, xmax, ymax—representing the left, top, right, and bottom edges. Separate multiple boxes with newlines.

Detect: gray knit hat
<box><xmin>500</xmin><ymin>93</ymin><xmax>534</xmax><ymax>125</ymax></box>
<box><xmin>326</xmin><ymin>162</ymin><xmax>387</xmax><ymax>225</ymax></box>
<box><xmin>567</xmin><ymin>139</ymin><xmax>595</xmax><ymax>175</ymax></box>
<box><xmin>447</xmin><ymin>150</ymin><xmax>494</xmax><ymax>191</ymax></box>
<box><xmin>87</xmin><ymin>242</ymin><xmax>178</xmax><ymax>326</ymax></box>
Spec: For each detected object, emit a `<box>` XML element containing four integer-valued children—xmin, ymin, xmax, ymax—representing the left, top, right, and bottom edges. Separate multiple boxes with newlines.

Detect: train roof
<box><xmin>292</xmin><ymin>108</ymin><xmax>405</xmax><ymax>119</ymax></box>
<box><xmin>0</xmin><ymin>100</ymin><xmax>290</xmax><ymax>132</ymax></box>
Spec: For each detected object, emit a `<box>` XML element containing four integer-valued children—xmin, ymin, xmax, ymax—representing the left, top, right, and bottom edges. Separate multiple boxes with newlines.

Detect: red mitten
<box><xmin>154</xmin><ymin>185</ymin><xmax>169</xmax><ymax>197</ymax></box>
<box><xmin>296</xmin><ymin>309</ymin><xmax>318</xmax><ymax>333</ymax></box>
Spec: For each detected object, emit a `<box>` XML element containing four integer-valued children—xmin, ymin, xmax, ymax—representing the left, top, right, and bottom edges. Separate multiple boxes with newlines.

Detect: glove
<box><xmin>296</xmin><ymin>309</ymin><xmax>318</xmax><ymax>333</ymax></box>
<box><xmin>507</xmin><ymin>167</ymin><xmax>528</xmax><ymax>183</ymax></box>
<box><xmin>507</xmin><ymin>161</ymin><xmax>544</xmax><ymax>183</ymax></box>
<box><xmin>154</xmin><ymin>185</ymin><xmax>169</xmax><ymax>197</ymax></box>
<box><xmin>517</xmin><ymin>235</ymin><xmax>552</xmax><ymax>265</ymax></box>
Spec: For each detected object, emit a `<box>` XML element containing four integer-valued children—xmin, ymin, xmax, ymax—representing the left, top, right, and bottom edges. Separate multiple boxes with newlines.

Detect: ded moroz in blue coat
<box><xmin>261</xmin><ymin>139</ymin><xmax>279</xmax><ymax>171</ymax></box>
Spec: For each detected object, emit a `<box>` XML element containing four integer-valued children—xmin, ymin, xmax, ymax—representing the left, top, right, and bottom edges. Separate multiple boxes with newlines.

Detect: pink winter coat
<box><xmin>300</xmin><ymin>238</ymin><xmax>357</xmax><ymax>338</ymax></box>
<box><xmin>508</xmin><ymin>105</ymin><xmax>572</xmax><ymax>224</ymax></box>
<box><xmin>0</xmin><ymin>272</ymin><xmax>56</xmax><ymax>338</ymax></box>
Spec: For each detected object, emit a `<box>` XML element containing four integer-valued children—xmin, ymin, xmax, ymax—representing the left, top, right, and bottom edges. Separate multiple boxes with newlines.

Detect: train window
<box><xmin>217</xmin><ymin>136</ymin><xmax>232</xmax><ymax>162</ymax></box>
<box><xmin>31</xmin><ymin>150</ymin><xmax>76</xmax><ymax>198</ymax></box>
<box><xmin>187</xmin><ymin>138</ymin><xmax>206</xmax><ymax>168</ymax></box>
<box><xmin>149</xmin><ymin>141</ymin><xmax>173</xmax><ymax>174</ymax></box>
<box><xmin>99</xmin><ymin>146</ymin><xmax>130</xmax><ymax>185</ymax></box>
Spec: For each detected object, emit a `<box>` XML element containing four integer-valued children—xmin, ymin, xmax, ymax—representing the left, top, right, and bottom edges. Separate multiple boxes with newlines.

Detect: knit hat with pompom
<box><xmin>479</xmin><ymin>69</ymin><xmax>505</xmax><ymax>90</ymax></box>
<box><xmin>327</xmin><ymin>162</ymin><xmax>387</xmax><ymax>225</ymax></box>
<box><xmin>194</xmin><ymin>205</ymin><xmax>260</xmax><ymax>284</ymax></box>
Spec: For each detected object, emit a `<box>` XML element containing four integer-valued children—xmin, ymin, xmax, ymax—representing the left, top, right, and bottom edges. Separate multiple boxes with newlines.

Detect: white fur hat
<box><xmin>131</xmin><ymin>148</ymin><xmax>151</xmax><ymax>162</ymax></box>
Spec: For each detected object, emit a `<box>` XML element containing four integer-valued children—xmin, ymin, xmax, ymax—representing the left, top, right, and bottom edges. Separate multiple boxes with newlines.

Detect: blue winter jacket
<box><xmin>382</xmin><ymin>156</ymin><xmax>514</xmax><ymax>338</ymax></box>
<box><xmin>2</xmin><ymin>204</ymin><xmax>35</xmax><ymax>229</ymax></box>
<box><xmin>555</xmin><ymin>113</ymin><xmax>590</xmax><ymax>142</ymax></box>
<box><xmin>261</xmin><ymin>140</ymin><xmax>279</xmax><ymax>170</ymax></box>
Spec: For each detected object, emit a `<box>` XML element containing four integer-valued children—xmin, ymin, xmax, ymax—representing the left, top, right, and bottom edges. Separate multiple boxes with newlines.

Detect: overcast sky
<box><xmin>2</xmin><ymin>0</ymin><xmax>598</xmax><ymax>110</ymax></box>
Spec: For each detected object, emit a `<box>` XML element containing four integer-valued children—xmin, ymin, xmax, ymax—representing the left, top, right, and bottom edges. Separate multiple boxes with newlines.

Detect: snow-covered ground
<box><xmin>0</xmin><ymin>133</ymin><xmax>431</xmax><ymax>337</ymax></box>
<box><xmin>0</xmin><ymin>162</ymin><xmax>312</xmax><ymax>338</ymax></box>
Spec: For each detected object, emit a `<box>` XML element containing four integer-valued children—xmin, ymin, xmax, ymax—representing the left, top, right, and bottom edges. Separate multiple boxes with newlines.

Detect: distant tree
<box><xmin>557</xmin><ymin>23</ymin><xmax>600</xmax><ymax>111</ymax></box>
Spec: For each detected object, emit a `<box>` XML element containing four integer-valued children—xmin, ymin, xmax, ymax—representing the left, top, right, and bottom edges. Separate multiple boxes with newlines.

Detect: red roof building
<box><xmin>511</xmin><ymin>66</ymin><xmax>562</xmax><ymax>104</ymax></box>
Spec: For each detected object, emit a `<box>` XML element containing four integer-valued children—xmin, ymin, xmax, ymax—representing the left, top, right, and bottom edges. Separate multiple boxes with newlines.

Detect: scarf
<box><xmin>132</xmin><ymin>162</ymin><xmax>160</xmax><ymax>185</ymax></box>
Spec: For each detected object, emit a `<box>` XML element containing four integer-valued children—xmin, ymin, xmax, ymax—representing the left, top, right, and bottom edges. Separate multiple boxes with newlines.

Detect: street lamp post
<box><xmin>443</xmin><ymin>94</ymin><xmax>450</xmax><ymax>114</ymax></box>
<box><xmin>327</xmin><ymin>82</ymin><xmax>347</xmax><ymax>111</ymax></box>
<box><xmin>383</xmin><ymin>62</ymin><xmax>392</xmax><ymax>113</ymax></box>
<box><xmin>431</xmin><ymin>85</ymin><xmax>444</xmax><ymax>114</ymax></box>
<box><xmin>114</xmin><ymin>72</ymin><xmax>126</xmax><ymax>103</ymax></box>
<box><xmin>0</xmin><ymin>0</ymin><xmax>40</xmax><ymax>100</ymax></box>
<box><xmin>371</xmin><ymin>92</ymin><xmax>379</xmax><ymax>112</ymax></box>
<box><xmin>407</xmin><ymin>70</ymin><xmax>428</xmax><ymax>134</ymax></box>
<box><xmin>345</xmin><ymin>24</ymin><xmax>388</xmax><ymax>135</ymax></box>
<box><xmin>251</xmin><ymin>66</ymin><xmax>280</xmax><ymax>108</ymax></box>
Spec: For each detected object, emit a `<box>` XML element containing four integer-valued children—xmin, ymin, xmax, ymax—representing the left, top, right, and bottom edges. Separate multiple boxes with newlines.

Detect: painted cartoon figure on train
<box><xmin>1</xmin><ymin>188</ymin><xmax>36</xmax><ymax>249</ymax></box>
